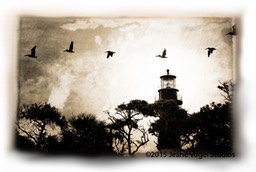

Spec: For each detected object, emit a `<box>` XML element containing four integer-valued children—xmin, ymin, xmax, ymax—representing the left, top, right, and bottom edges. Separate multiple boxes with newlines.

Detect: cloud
<box><xmin>60</xmin><ymin>18</ymin><xmax>140</xmax><ymax>31</ymax></box>
<box><xmin>47</xmin><ymin>70</ymin><xmax>75</xmax><ymax>110</ymax></box>
<box><xmin>94</xmin><ymin>35</ymin><xmax>102</xmax><ymax>45</ymax></box>
<box><xmin>19</xmin><ymin>76</ymin><xmax>53</xmax><ymax>105</ymax></box>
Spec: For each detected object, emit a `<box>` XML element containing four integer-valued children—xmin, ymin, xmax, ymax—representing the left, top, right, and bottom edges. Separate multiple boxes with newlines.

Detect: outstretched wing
<box><xmin>208</xmin><ymin>50</ymin><xmax>211</xmax><ymax>57</ymax></box>
<box><xmin>162</xmin><ymin>49</ymin><xmax>166</xmax><ymax>57</ymax></box>
<box><xmin>31</xmin><ymin>46</ymin><xmax>36</xmax><ymax>56</ymax></box>
<box><xmin>106</xmin><ymin>52</ymin><xmax>110</xmax><ymax>58</ymax></box>
<box><xmin>232</xmin><ymin>24</ymin><xmax>237</xmax><ymax>35</ymax></box>
<box><xmin>69</xmin><ymin>41</ymin><xmax>74</xmax><ymax>51</ymax></box>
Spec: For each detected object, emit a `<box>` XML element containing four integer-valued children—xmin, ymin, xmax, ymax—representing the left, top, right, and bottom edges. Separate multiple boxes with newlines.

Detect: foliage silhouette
<box><xmin>182</xmin><ymin>80</ymin><xmax>234</xmax><ymax>153</ymax></box>
<box><xmin>107</xmin><ymin>100</ymin><xmax>154</xmax><ymax>156</ymax></box>
<box><xmin>16</xmin><ymin>103</ymin><xmax>67</xmax><ymax>150</ymax></box>
<box><xmin>149</xmin><ymin>100</ymin><xmax>188</xmax><ymax>150</ymax></box>
<box><xmin>15</xmin><ymin>130</ymin><xmax>35</xmax><ymax>152</ymax></box>
<box><xmin>217</xmin><ymin>80</ymin><xmax>234</xmax><ymax>103</ymax></box>
<box><xmin>182</xmin><ymin>102</ymin><xmax>233</xmax><ymax>153</ymax></box>
<box><xmin>15</xmin><ymin>80</ymin><xmax>234</xmax><ymax>156</ymax></box>
<box><xmin>62</xmin><ymin>114</ymin><xmax>114</xmax><ymax>156</ymax></box>
<box><xmin>15</xmin><ymin>103</ymin><xmax>114</xmax><ymax>156</ymax></box>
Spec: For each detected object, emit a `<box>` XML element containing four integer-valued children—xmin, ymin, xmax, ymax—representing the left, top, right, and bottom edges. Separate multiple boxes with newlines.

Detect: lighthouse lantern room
<box><xmin>158</xmin><ymin>69</ymin><xmax>182</xmax><ymax>105</ymax></box>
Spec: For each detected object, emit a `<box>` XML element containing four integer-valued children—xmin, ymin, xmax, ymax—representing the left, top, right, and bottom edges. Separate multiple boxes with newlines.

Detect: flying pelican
<box><xmin>25</xmin><ymin>46</ymin><xmax>37</xmax><ymax>58</ymax></box>
<box><xmin>226</xmin><ymin>24</ymin><xmax>237</xmax><ymax>36</ymax></box>
<box><xmin>105</xmin><ymin>51</ymin><xmax>116</xmax><ymax>58</ymax></box>
<box><xmin>156</xmin><ymin>49</ymin><xmax>167</xmax><ymax>58</ymax></box>
<box><xmin>64</xmin><ymin>41</ymin><xmax>74</xmax><ymax>53</ymax></box>
<box><xmin>205</xmin><ymin>47</ymin><xmax>216</xmax><ymax>57</ymax></box>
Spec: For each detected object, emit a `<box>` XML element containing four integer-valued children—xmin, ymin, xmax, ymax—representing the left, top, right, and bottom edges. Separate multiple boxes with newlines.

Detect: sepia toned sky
<box><xmin>18</xmin><ymin>17</ymin><xmax>235</xmax><ymax>120</ymax></box>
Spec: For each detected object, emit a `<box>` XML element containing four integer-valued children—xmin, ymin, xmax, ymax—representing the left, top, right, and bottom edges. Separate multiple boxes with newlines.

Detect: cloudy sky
<box><xmin>18</xmin><ymin>17</ymin><xmax>235</xmax><ymax>120</ymax></box>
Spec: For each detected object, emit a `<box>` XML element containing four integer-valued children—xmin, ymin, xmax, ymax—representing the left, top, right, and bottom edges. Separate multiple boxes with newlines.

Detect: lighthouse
<box><xmin>158</xmin><ymin>69</ymin><xmax>182</xmax><ymax>105</ymax></box>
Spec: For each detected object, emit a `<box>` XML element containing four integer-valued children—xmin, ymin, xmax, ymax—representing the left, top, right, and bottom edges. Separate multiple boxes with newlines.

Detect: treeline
<box><xmin>15</xmin><ymin>80</ymin><xmax>234</xmax><ymax>156</ymax></box>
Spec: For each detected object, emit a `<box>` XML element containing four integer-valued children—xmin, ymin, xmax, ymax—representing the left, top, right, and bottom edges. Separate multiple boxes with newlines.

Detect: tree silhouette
<box><xmin>14</xmin><ymin>130</ymin><xmax>35</xmax><ymax>152</ymax></box>
<box><xmin>16</xmin><ymin>103</ymin><xmax>67</xmax><ymax>150</ymax></box>
<box><xmin>15</xmin><ymin>80</ymin><xmax>234</xmax><ymax>156</ymax></box>
<box><xmin>182</xmin><ymin>102</ymin><xmax>232</xmax><ymax>153</ymax></box>
<box><xmin>182</xmin><ymin>81</ymin><xmax>234</xmax><ymax>153</ymax></box>
<box><xmin>217</xmin><ymin>80</ymin><xmax>234</xmax><ymax>103</ymax></box>
<box><xmin>63</xmin><ymin>114</ymin><xmax>114</xmax><ymax>156</ymax></box>
<box><xmin>149</xmin><ymin>100</ymin><xmax>188</xmax><ymax>151</ymax></box>
<box><xmin>107</xmin><ymin>100</ymin><xmax>154</xmax><ymax>156</ymax></box>
<box><xmin>16</xmin><ymin>104</ymin><xmax>115</xmax><ymax>156</ymax></box>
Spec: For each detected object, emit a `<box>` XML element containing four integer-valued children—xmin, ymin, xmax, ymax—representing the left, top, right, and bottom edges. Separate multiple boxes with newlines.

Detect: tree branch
<box><xmin>132</xmin><ymin>137</ymin><xmax>149</xmax><ymax>154</ymax></box>
<box><xmin>16</xmin><ymin>122</ymin><xmax>38</xmax><ymax>144</ymax></box>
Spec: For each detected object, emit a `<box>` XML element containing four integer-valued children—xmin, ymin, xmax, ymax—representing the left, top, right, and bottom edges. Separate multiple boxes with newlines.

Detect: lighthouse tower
<box><xmin>158</xmin><ymin>69</ymin><xmax>182</xmax><ymax>105</ymax></box>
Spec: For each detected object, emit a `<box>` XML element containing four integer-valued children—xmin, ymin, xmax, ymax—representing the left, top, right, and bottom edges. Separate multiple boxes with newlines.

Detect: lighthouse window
<box><xmin>163</xmin><ymin>80</ymin><xmax>175</xmax><ymax>88</ymax></box>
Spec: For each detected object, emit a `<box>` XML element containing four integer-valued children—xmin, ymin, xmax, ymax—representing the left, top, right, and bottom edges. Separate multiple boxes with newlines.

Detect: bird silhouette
<box><xmin>226</xmin><ymin>24</ymin><xmax>237</xmax><ymax>36</ymax></box>
<box><xmin>25</xmin><ymin>46</ymin><xmax>37</xmax><ymax>58</ymax></box>
<box><xmin>64</xmin><ymin>41</ymin><xmax>74</xmax><ymax>53</ymax></box>
<box><xmin>205</xmin><ymin>47</ymin><xmax>216</xmax><ymax>57</ymax></box>
<box><xmin>105</xmin><ymin>51</ymin><xmax>115</xmax><ymax>58</ymax></box>
<box><xmin>156</xmin><ymin>49</ymin><xmax>167</xmax><ymax>58</ymax></box>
